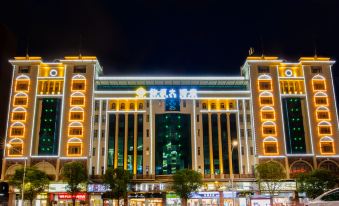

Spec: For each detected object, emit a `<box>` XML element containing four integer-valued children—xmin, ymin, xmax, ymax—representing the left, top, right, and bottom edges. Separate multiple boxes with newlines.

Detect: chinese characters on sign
<box><xmin>136</xmin><ymin>88</ymin><xmax>197</xmax><ymax>99</ymax></box>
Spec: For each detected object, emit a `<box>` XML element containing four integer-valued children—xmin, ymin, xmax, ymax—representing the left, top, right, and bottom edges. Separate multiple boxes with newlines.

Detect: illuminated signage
<box><xmin>57</xmin><ymin>193</ymin><xmax>87</xmax><ymax>201</ymax></box>
<box><xmin>87</xmin><ymin>184</ymin><xmax>110</xmax><ymax>193</ymax></box>
<box><xmin>135</xmin><ymin>88</ymin><xmax>197</xmax><ymax>99</ymax></box>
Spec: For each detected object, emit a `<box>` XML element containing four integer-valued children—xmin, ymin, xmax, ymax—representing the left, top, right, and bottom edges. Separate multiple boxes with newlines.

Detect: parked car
<box><xmin>306</xmin><ymin>188</ymin><xmax>339</xmax><ymax>206</ymax></box>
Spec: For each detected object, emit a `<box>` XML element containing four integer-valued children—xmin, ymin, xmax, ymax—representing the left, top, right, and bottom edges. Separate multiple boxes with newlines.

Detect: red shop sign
<box><xmin>57</xmin><ymin>193</ymin><xmax>87</xmax><ymax>201</ymax></box>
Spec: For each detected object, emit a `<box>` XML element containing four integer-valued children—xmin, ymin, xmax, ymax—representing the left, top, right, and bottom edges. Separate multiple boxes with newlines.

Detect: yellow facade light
<box><xmin>312</xmin><ymin>79</ymin><xmax>326</xmax><ymax>91</ymax></box>
<box><xmin>15</xmin><ymin>79</ymin><xmax>30</xmax><ymax>92</ymax></box>
<box><xmin>258</xmin><ymin>80</ymin><xmax>272</xmax><ymax>91</ymax></box>
<box><xmin>320</xmin><ymin>141</ymin><xmax>335</xmax><ymax>155</ymax></box>
<box><xmin>318</xmin><ymin>125</ymin><xmax>332</xmax><ymax>136</ymax></box>
<box><xmin>10</xmin><ymin>126</ymin><xmax>25</xmax><ymax>138</ymax></box>
<box><xmin>263</xmin><ymin>141</ymin><xmax>279</xmax><ymax>155</ymax></box>
<box><xmin>67</xmin><ymin>142</ymin><xmax>83</xmax><ymax>156</ymax></box>
<box><xmin>68</xmin><ymin>126</ymin><xmax>83</xmax><ymax>137</ymax></box>
<box><xmin>11</xmin><ymin>111</ymin><xmax>27</xmax><ymax>122</ymax></box>
<box><xmin>316</xmin><ymin>111</ymin><xmax>331</xmax><ymax>121</ymax></box>
<box><xmin>262</xmin><ymin>125</ymin><xmax>277</xmax><ymax>136</ymax></box>
<box><xmin>71</xmin><ymin>79</ymin><xmax>86</xmax><ymax>91</ymax></box>
<box><xmin>261</xmin><ymin>110</ymin><xmax>276</xmax><ymax>121</ymax></box>
<box><xmin>69</xmin><ymin>111</ymin><xmax>84</xmax><ymax>121</ymax></box>
<box><xmin>7</xmin><ymin>143</ymin><xmax>24</xmax><ymax>156</ymax></box>
<box><xmin>13</xmin><ymin>96</ymin><xmax>28</xmax><ymax>107</ymax></box>
<box><xmin>70</xmin><ymin>96</ymin><xmax>85</xmax><ymax>107</ymax></box>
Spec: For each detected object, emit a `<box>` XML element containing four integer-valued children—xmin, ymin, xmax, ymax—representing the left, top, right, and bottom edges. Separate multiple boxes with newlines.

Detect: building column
<box><xmin>217</xmin><ymin>113</ymin><xmax>223</xmax><ymax>175</ymax></box>
<box><xmin>208</xmin><ymin>113</ymin><xmax>214</xmax><ymax>175</ymax></box>
<box><xmin>133</xmin><ymin>113</ymin><xmax>137</xmax><ymax>175</ymax></box>
<box><xmin>1</xmin><ymin>159</ymin><xmax>6</xmax><ymax>180</ymax></box>
<box><xmin>124</xmin><ymin>113</ymin><xmax>128</xmax><ymax>170</ymax></box>
<box><xmin>56</xmin><ymin>159</ymin><xmax>60</xmax><ymax>181</ymax></box>
<box><xmin>227</xmin><ymin>113</ymin><xmax>233</xmax><ymax>177</ymax></box>
<box><xmin>114</xmin><ymin>114</ymin><xmax>119</xmax><ymax>168</ymax></box>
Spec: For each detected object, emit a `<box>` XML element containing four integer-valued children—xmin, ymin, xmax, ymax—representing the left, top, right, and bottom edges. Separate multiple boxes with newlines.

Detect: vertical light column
<box><xmin>217</xmin><ymin>113</ymin><xmax>223</xmax><ymax>174</ymax></box>
<box><xmin>208</xmin><ymin>113</ymin><xmax>214</xmax><ymax>174</ymax></box>
<box><xmin>96</xmin><ymin>100</ymin><xmax>102</xmax><ymax>174</ymax></box>
<box><xmin>242</xmin><ymin>99</ymin><xmax>250</xmax><ymax>173</ymax></box>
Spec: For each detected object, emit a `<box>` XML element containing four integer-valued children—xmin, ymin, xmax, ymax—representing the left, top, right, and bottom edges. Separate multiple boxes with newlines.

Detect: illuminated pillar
<box><xmin>208</xmin><ymin>113</ymin><xmax>214</xmax><ymax>175</ymax></box>
<box><xmin>114</xmin><ymin>114</ymin><xmax>119</xmax><ymax>168</ymax></box>
<box><xmin>217</xmin><ymin>113</ymin><xmax>223</xmax><ymax>175</ymax></box>
<box><xmin>124</xmin><ymin>113</ymin><xmax>128</xmax><ymax>170</ymax></box>
<box><xmin>227</xmin><ymin>113</ymin><xmax>233</xmax><ymax>176</ymax></box>
<box><xmin>133</xmin><ymin>113</ymin><xmax>137</xmax><ymax>175</ymax></box>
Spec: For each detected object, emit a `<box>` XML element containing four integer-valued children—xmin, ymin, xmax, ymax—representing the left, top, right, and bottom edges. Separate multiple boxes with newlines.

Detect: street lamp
<box><xmin>6</xmin><ymin>143</ymin><xmax>26</xmax><ymax>206</ymax></box>
<box><xmin>230</xmin><ymin>140</ymin><xmax>238</xmax><ymax>206</ymax></box>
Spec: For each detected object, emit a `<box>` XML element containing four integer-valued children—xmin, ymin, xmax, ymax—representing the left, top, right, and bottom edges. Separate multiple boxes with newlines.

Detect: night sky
<box><xmin>1</xmin><ymin>0</ymin><xmax>339</xmax><ymax>138</ymax></box>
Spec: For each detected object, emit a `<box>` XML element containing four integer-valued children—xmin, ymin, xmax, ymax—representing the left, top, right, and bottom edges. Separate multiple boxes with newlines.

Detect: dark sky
<box><xmin>1</xmin><ymin>0</ymin><xmax>339</xmax><ymax>138</ymax></box>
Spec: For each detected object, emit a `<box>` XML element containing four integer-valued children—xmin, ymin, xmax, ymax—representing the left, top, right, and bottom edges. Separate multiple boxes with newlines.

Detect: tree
<box><xmin>103</xmin><ymin>167</ymin><xmax>132</xmax><ymax>205</ymax></box>
<box><xmin>172</xmin><ymin>169</ymin><xmax>203</xmax><ymax>206</ymax></box>
<box><xmin>255</xmin><ymin>161</ymin><xmax>286</xmax><ymax>198</ymax></box>
<box><xmin>296</xmin><ymin>169</ymin><xmax>338</xmax><ymax>199</ymax></box>
<box><xmin>9</xmin><ymin>167</ymin><xmax>50</xmax><ymax>206</ymax></box>
<box><xmin>62</xmin><ymin>161</ymin><xmax>88</xmax><ymax>206</ymax></box>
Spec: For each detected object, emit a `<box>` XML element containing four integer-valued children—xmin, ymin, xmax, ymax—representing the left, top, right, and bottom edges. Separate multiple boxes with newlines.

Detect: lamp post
<box><xmin>6</xmin><ymin>144</ymin><xmax>26</xmax><ymax>206</ymax></box>
<box><xmin>230</xmin><ymin>140</ymin><xmax>238</xmax><ymax>206</ymax></box>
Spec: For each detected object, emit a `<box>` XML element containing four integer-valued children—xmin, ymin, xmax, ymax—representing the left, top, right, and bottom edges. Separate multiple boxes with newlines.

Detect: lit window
<box><xmin>315</xmin><ymin>97</ymin><xmax>327</xmax><ymax>106</ymax></box>
<box><xmin>313</xmin><ymin>80</ymin><xmax>326</xmax><ymax>91</ymax></box>
<box><xmin>12</xmin><ymin>112</ymin><xmax>26</xmax><ymax>121</ymax></box>
<box><xmin>111</xmin><ymin>103</ymin><xmax>116</xmax><ymax>110</ymax></box>
<box><xmin>130</xmin><ymin>103</ymin><xmax>135</xmax><ymax>110</ymax></box>
<box><xmin>120</xmin><ymin>103</ymin><xmax>125</xmax><ymax>110</ymax></box>
<box><xmin>202</xmin><ymin>103</ymin><xmax>207</xmax><ymax>109</ymax></box>
<box><xmin>318</xmin><ymin>126</ymin><xmax>332</xmax><ymax>135</ymax></box>
<box><xmin>15</xmin><ymin>80</ymin><xmax>29</xmax><ymax>92</ymax></box>
<box><xmin>10</xmin><ymin>127</ymin><xmax>24</xmax><ymax>137</ymax></box>
<box><xmin>258</xmin><ymin>66</ymin><xmax>270</xmax><ymax>73</ymax></box>
<box><xmin>311</xmin><ymin>66</ymin><xmax>322</xmax><ymax>74</ymax></box>
<box><xmin>70</xmin><ymin>97</ymin><xmax>85</xmax><ymax>106</ymax></box>
<box><xmin>258</xmin><ymin>80</ymin><xmax>272</xmax><ymax>91</ymax></box>
<box><xmin>14</xmin><ymin>96</ymin><xmax>28</xmax><ymax>106</ymax></box>
<box><xmin>262</xmin><ymin>126</ymin><xmax>276</xmax><ymax>135</ymax></box>
<box><xmin>71</xmin><ymin>80</ymin><xmax>86</xmax><ymax>91</ymax></box>
<box><xmin>317</xmin><ymin>111</ymin><xmax>330</xmax><ymax>120</ymax></box>
<box><xmin>211</xmin><ymin>103</ymin><xmax>216</xmax><ymax>109</ymax></box>
<box><xmin>264</xmin><ymin>142</ymin><xmax>278</xmax><ymax>154</ymax></box>
<box><xmin>8</xmin><ymin>143</ymin><xmax>23</xmax><ymax>156</ymax></box>
<box><xmin>18</xmin><ymin>66</ymin><xmax>30</xmax><ymax>74</ymax></box>
<box><xmin>67</xmin><ymin>143</ymin><xmax>82</xmax><ymax>155</ymax></box>
<box><xmin>73</xmin><ymin>65</ymin><xmax>86</xmax><ymax>73</ymax></box>
<box><xmin>138</xmin><ymin>103</ymin><xmax>143</xmax><ymax>109</ymax></box>
<box><xmin>220</xmin><ymin>103</ymin><xmax>225</xmax><ymax>109</ymax></box>
<box><xmin>261</xmin><ymin>111</ymin><xmax>275</xmax><ymax>120</ymax></box>
<box><xmin>320</xmin><ymin>142</ymin><xmax>334</xmax><ymax>154</ymax></box>
<box><xmin>260</xmin><ymin>96</ymin><xmax>273</xmax><ymax>106</ymax></box>
<box><xmin>69</xmin><ymin>127</ymin><xmax>83</xmax><ymax>136</ymax></box>
<box><xmin>70</xmin><ymin>111</ymin><xmax>84</xmax><ymax>121</ymax></box>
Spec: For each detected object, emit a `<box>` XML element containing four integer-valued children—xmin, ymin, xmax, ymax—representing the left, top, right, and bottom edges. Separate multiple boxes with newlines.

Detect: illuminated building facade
<box><xmin>2</xmin><ymin>55</ymin><xmax>339</xmax><ymax>205</ymax></box>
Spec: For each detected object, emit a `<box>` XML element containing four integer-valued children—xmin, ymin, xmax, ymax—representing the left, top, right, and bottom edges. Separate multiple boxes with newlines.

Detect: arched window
<box><xmin>120</xmin><ymin>103</ymin><xmax>125</xmax><ymax>110</ymax></box>
<box><xmin>290</xmin><ymin>161</ymin><xmax>312</xmax><ymax>177</ymax></box>
<box><xmin>320</xmin><ymin>136</ymin><xmax>334</xmax><ymax>154</ymax></box>
<box><xmin>259</xmin><ymin>91</ymin><xmax>274</xmax><ymax>106</ymax></box>
<box><xmin>202</xmin><ymin>103</ymin><xmax>207</xmax><ymax>109</ymax></box>
<box><xmin>67</xmin><ymin>137</ymin><xmax>83</xmax><ymax>156</ymax></box>
<box><xmin>220</xmin><ymin>103</ymin><xmax>225</xmax><ymax>109</ymax></box>
<box><xmin>316</xmin><ymin>106</ymin><xmax>330</xmax><ymax>120</ymax></box>
<box><xmin>312</xmin><ymin>75</ymin><xmax>326</xmax><ymax>91</ymax></box>
<box><xmin>263</xmin><ymin>136</ymin><xmax>278</xmax><ymax>155</ymax></box>
<box><xmin>138</xmin><ymin>103</ymin><xmax>143</xmax><ymax>110</ymax></box>
<box><xmin>211</xmin><ymin>103</ymin><xmax>216</xmax><ymax>109</ymax></box>
<box><xmin>130</xmin><ymin>103</ymin><xmax>135</xmax><ymax>110</ymax></box>
<box><xmin>111</xmin><ymin>103</ymin><xmax>116</xmax><ymax>110</ymax></box>
<box><xmin>319</xmin><ymin>161</ymin><xmax>339</xmax><ymax>173</ymax></box>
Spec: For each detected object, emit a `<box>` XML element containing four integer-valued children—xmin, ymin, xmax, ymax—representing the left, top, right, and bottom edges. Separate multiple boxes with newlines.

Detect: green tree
<box><xmin>296</xmin><ymin>169</ymin><xmax>338</xmax><ymax>199</ymax></box>
<box><xmin>255</xmin><ymin>161</ymin><xmax>286</xmax><ymax>197</ymax></box>
<box><xmin>103</xmin><ymin>167</ymin><xmax>132</xmax><ymax>205</ymax></box>
<box><xmin>62</xmin><ymin>161</ymin><xmax>88</xmax><ymax>206</ymax></box>
<box><xmin>9</xmin><ymin>167</ymin><xmax>50</xmax><ymax>206</ymax></box>
<box><xmin>172</xmin><ymin>169</ymin><xmax>203</xmax><ymax>206</ymax></box>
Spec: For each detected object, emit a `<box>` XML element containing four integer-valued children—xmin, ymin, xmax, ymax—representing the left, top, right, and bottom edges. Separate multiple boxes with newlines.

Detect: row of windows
<box><xmin>201</xmin><ymin>101</ymin><xmax>236</xmax><ymax>110</ymax></box>
<box><xmin>17</xmin><ymin>65</ymin><xmax>87</xmax><ymax>74</ymax></box>
<box><xmin>259</xmin><ymin>66</ymin><xmax>322</xmax><ymax>76</ymax></box>
<box><xmin>110</xmin><ymin>102</ymin><xmax>144</xmax><ymax>110</ymax></box>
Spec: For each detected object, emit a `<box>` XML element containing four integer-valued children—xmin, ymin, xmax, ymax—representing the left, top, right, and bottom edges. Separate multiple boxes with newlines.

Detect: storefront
<box><xmin>48</xmin><ymin>183</ymin><xmax>88</xmax><ymax>206</ymax></box>
<box><xmin>128</xmin><ymin>193</ymin><xmax>164</xmax><ymax>206</ymax></box>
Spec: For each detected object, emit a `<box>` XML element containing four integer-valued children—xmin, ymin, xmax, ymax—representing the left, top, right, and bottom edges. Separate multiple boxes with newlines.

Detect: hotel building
<box><xmin>2</xmin><ymin>55</ymin><xmax>339</xmax><ymax>205</ymax></box>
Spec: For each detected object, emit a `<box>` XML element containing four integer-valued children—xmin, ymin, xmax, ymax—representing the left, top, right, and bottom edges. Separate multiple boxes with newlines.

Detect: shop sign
<box><xmin>136</xmin><ymin>88</ymin><xmax>197</xmax><ymax>99</ymax></box>
<box><xmin>88</xmin><ymin>184</ymin><xmax>110</xmax><ymax>193</ymax></box>
<box><xmin>49</xmin><ymin>183</ymin><xmax>86</xmax><ymax>192</ymax></box>
<box><xmin>259</xmin><ymin>181</ymin><xmax>296</xmax><ymax>191</ymax></box>
<box><xmin>58</xmin><ymin>193</ymin><xmax>87</xmax><ymax>201</ymax></box>
<box><xmin>130</xmin><ymin>183</ymin><xmax>167</xmax><ymax>192</ymax></box>
<box><xmin>166</xmin><ymin>193</ymin><xmax>180</xmax><ymax>199</ymax></box>
<box><xmin>190</xmin><ymin>192</ymin><xmax>220</xmax><ymax>199</ymax></box>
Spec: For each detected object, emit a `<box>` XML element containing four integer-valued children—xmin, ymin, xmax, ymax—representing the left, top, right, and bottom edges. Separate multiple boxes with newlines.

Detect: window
<box><xmin>313</xmin><ymin>80</ymin><xmax>326</xmax><ymax>91</ymax></box>
<box><xmin>71</xmin><ymin>80</ymin><xmax>86</xmax><ymax>91</ymax></box>
<box><xmin>92</xmin><ymin>147</ymin><xmax>96</xmax><ymax>156</ymax></box>
<box><xmin>261</xmin><ymin>111</ymin><xmax>275</xmax><ymax>120</ymax></box>
<box><xmin>319</xmin><ymin>126</ymin><xmax>332</xmax><ymax>135</ymax></box>
<box><xmin>317</xmin><ymin>111</ymin><xmax>330</xmax><ymax>120</ymax></box>
<box><xmin>68</xmin><ymin>143</ymin><xmax>82</xmax><ymax>155</ymax></box>
<box><xmin>198</xmin><ymin>147</ymin><xmax>201</xmax><ymax>155</ymax></box>
<box><xmin>259</xmin><ymin>80</ymin><xmax>272</xmax><ymax>90</ymax></box>
<box><xmin>311</xmin><ymin>66</ymin><xmax>322</xmax><ymax>74</ymax></box>
<box><xmin>130</xmin><ymin>103</ymin><xmax>135</xmax><ymax>110</ymax></box>
<box><xmin>69</xmin><ymin>127</ymin><xmax>83</xmax><ymax>136</ymax></box>
<box><xmin>196</xmin><ymin>101</ymin><xmax>199</xmax><ymax>107</ymax></box>
<box><xmin>260</xmin><ymin>96</ymin><xmax>273</xmax><ymax>105</ymax></box>
<box><xmin>146</xmin><ymin>129</ymin><xmax>149</xmax><ymax>137</ymax></box>
<box><xmin>211</xmin><ymin>103</ymin><xmax>216</xmax><ymax>109</ymax></box>
<box><xmin>241</xmin><ymin>147</ymin><xmax>244</xmax><ymax>155</ymax></box>
<box><xmin>102</xmin><ymin>147</ymin><xmax>105</xmax><ymax>156</ymax></box>
<box><xmin>202</xmin><ymin>103</ymin><xmax>207</xmax><ymax>109</ymax></box>
<box><xmin>146</xmin><ymin>101</ymin><xmax>149</xmax><ymax>108</ymax></box>
<box><xmin>258</xmin><ymin>66</ymin><xmax>270</xmax><ymax>73</ymax></box>
<box><xmin>14</xmin><ymin>96</ymin><xmax>28</xmax><ymax>106</ymax></box>
<box><xmin>120</xmin><ymin>103</ymin><xmax>125</xmax><ymax>110</ymax></box>
<box><xmin>12</xmin><ymin>112</ymin><xmax>26</xmax><ymax>121</ymax></box>
<box><xmin>18</xmin><ymin>66</ymin><xmax>30</xmax><ymax>74</ymax></box>
<box><xmin>229</xmin><ymin>102</ymin><xmax>234</xmax><ymax>109</ymax></box>
<box><xmin>70</xmin><ymin>111</ymin><xmax>84</xmax><ymax>121</ymax></box>
<box><xmin>15</xmin><ymin>80</ymin><xmax>29</xmax><ymax>92</ymax></box>
<box><xmin>196</xmin><ymin>115</ymin><xmax>199</xmax><ymax>122</ymax></box>
<box><xmin>94</xmin><ymin>130</ymin><xmax>98</xmax><ymax>138</ymax></box>
<box><xmin>263</xmin><ymin>126</ymin><xmax>276</xmax><ymax>135</ymax></box>
<box><xmin>71</xmin><ymin>97</ymin><xmax>85</xmax><ymax>106</ymax></box>
<box><xmin>95</xmin><ymin>115</ymin><xmax>99</xmax><ymax>123</ymax></box>
<box><xmin>146</xmin><ymin>115</ymin><xmax>149</xmax><ymax>123</ymax></box>
<box><xmin>10</xmin><ymin>127</ymin><xmax>24</xmax><ymax>137</ymax></box>
<box><xmin>8</xmin><ymin>144</ymin><xmax>23</xmax><ymax>155</ymax></box>
<box><xmin>111</xmin><ymin>103</ymin><xmax>116</xmax><ymax>110</ymax></box>
<box><xmin>183</xmin><ymin>100</ymin><xmax>186</xmax><ymax>108</ymax></box>
<box><xmin>250</xmin><ymin>146</ymin><xmax>254</xmax><ymax>155</ymax></box>
<box><xmin>95</xmin><ymin>101</ymin><xmax>100</xmax><ymax>111</ymax></box>
<box><xmin>321</xmin><ymin>142</ymin><xmax>334</xmax><ymax>154</ymax></box>
<box><xmin>73</xmin><ymin>65</ymin><xmax>87</xmax><ymax>73</ymax></box>
<box><xmin>220</xmin><ymin>103</ymin><xmax>225</xmax><ymax>109</ymax></box>
<box><xmin>103</xmin><ymin>101</ymin><xmax>107</xmax><ymax>110</ymax></box>
<box><xmin>315</xmin><ymin>97</ymin><xmax>327</xmax><ymax>106</ymax></box>
<box><xmin>264</xmin><ymin>142</ymin><xmax>278</xmax><ymax>154</ymax></box>
<box><xmin>138</xmin><ymin>103</ymin><xmax>143</xmax><ymax>109</ymax></box>
<box><xmin>321</xmin><ymin>190</ymin><xmax>339</xmax><ymax>201</ymax></box>
<box><xmin>198</xmin><ymin>129</ymin><xmax>200</xmax><ymax>136</ymax></box>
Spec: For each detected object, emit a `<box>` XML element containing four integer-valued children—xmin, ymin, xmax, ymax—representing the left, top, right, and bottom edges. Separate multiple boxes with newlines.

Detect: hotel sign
<box><xmin>136</xmin><ymin>88</ymin><xmax>197</xmax><ymax>99</ymax></box>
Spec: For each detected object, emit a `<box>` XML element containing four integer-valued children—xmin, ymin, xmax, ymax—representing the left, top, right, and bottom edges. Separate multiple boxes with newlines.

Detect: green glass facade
<box><xmin>202</xmin><ymin>114</ymin><xmax>210</xmax><ymax>174</ymax></box>
<box><xmin>283</xmin><ymin>98</ymin><xmax>306</xmax><ymax>154</ymax></box>
<box><xmin>38</xmin><ymin>98</ymin><xmax>61</xmax><ymax>155</ymax></box>
<box><xmin>127</xmin><ymin>114</ymin><xmax>134</xmax><ymax>172</ymax></box>
<box><xmin>117</xmin><ymin>114</ymin><xmax>125</xmax><ymax>168</ymax></box>
<box><xmin>137</xmin><ymin>114</ymin><xmax>143</xmax><ymax>174</ymax></box>
<box><xmin>155</xmin><ymin>114</ymin><xmax>191</xmax><ymax>175</ymax></box>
